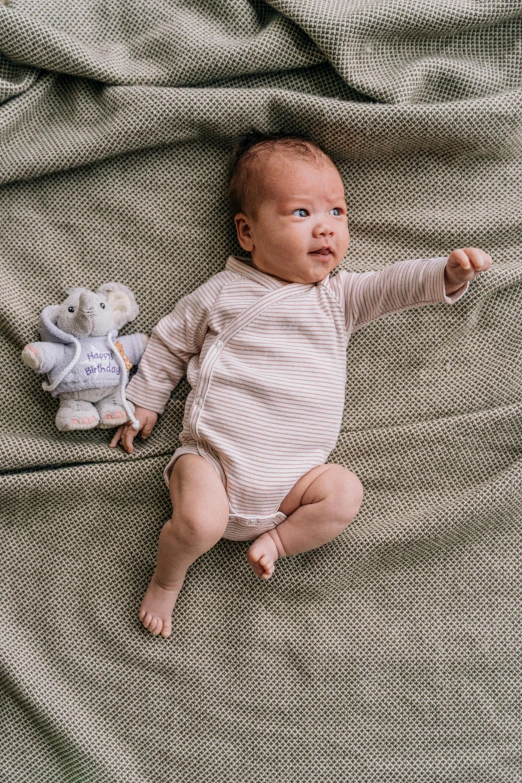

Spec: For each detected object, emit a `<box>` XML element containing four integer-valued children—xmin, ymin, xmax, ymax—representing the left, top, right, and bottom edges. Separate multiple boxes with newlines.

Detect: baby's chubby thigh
<box><xmin>278</xmin><ymin>463</ymin><xmax>365</xmax><ymax>535</ymax></box>
<box><xmin>168</xmin><ymin>454</ymin><xmax>230</xmax><ymax>548</ymax></box>
<box><xmin>246</xmin><ymin>463</ymin><xmax>364</xmax><ymax>580</ymax></box>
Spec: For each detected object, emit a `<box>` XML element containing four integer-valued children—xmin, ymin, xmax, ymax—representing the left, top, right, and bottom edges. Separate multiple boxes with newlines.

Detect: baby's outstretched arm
<box><xmin>109</xmin><ymin>406</ymin><xmax>158</xmax><ymax>454</ymax></box>
<box><xmin>444</xmin><ymin>247</ymin><xmax>492</xmax><ymax>294</ymax></box>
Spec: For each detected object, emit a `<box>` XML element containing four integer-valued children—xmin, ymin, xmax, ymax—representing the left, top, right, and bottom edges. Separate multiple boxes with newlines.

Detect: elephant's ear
<box><xmin>96</xmin><ymin>282</ymin><xmax>139</xmax><ymax>329</ymax></box>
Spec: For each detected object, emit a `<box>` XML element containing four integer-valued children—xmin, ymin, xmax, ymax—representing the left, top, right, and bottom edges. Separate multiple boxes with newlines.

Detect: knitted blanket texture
<box><xmin>0</xmin><ymin>1</ymin><xmax>521</xmax><ymax>780</ymax></box>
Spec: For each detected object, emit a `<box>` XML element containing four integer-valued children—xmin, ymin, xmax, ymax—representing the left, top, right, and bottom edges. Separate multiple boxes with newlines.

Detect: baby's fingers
<box><xmin>122</xmin><ymin>423</ymin><xmax>138</xmax><ymax>454</ymax></box>
<box><xmin>465</xmin><ymin>247</ymin><xmax>490</xmax><ymax>271</ymax></box>
<box><xmin>109</xmin><ymin>425</ymin><xmax>125</xmax><ymax>449</ymax></box>
<box><xmin>141</xmin><ymin>416</ymin><xmax>157</xmax><ymax>440</ymax></box>
<box><xmin>449</xmin><ymin>248</ymin><xmax>472</xmax><ymax>269</ymax></box>
<box><xmin>109</xmin><ymin>423</ymin><xmax>137</xmax><ymax>453</ymax></box>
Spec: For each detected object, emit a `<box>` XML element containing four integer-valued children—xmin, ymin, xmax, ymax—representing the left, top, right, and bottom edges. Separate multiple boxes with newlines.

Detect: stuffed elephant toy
<box><xmin>21</xmin><ymin>282</ymin><xmax>148</xmax><ymax>432</ymax></box>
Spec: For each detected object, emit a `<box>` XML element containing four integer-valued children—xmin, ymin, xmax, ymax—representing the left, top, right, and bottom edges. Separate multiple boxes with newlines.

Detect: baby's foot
<box><xmin>138</xmin><ymin>573</ymin><xmax>182</xmax><ymax>638</ymax></box>
<box><xmin>246</xmin><ymin>529</ymin><xmax>286</xmax><ymax>580</ymax></box>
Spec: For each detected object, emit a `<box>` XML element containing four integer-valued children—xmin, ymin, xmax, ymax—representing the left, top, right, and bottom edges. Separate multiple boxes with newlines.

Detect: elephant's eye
<box><xmin>68</xmin><ymin>306</ymin><xmax>75</xmax><ymax>313</ymax></box>
<box><xmin>100</xmin><ymin>303</ymin><xmax>106</xmax><ymax>309</ymax></box>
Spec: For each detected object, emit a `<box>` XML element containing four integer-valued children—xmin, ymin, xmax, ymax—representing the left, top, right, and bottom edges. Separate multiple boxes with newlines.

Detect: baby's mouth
<box><xmin>309</xmin><ymin>247</ymin><xmax>333</xmax><ymax>258</ymax></box>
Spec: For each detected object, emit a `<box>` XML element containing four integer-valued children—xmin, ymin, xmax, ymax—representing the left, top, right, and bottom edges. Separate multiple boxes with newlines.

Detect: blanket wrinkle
<box><xmin>0</xmin><ymin>1</ymin><xmax>520</xmax><ymax>781</ymax></box>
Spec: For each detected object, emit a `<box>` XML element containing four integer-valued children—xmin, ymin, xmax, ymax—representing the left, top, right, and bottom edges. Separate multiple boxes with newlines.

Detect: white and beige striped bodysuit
<box><xmin>125</xmin><ymin>255</ymin><xmax>469</xmax><ymax>541</ymax></box>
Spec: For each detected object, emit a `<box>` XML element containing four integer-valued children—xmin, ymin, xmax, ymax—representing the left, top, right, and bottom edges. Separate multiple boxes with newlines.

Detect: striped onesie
<box><xmin>125</xmin><ymin>254</ymin><xmax>469</xmax><ymax>541</ymax></box>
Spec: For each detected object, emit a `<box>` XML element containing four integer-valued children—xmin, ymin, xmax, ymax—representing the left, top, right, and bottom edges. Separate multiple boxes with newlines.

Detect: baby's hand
<box><xmin>109</xmin><ymin>405</ymin><xmax>158</xmax><ymax>454</ymax></box>
<box><xmin>446</xmin><ymin>247</ymin><xmax>492</xmax><ymax>286</ymax></box>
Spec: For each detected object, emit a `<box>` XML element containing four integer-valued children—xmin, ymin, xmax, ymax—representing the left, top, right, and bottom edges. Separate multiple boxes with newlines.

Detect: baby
<box><xmin>109</xmin><ymin>129</ymin><xmax>492</xmax><ymax>639</ymax></box>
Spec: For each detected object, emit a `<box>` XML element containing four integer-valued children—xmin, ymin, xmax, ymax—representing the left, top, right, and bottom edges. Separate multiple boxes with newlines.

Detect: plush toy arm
<box><xmin>21</xmin><ymin>341</ymin><xmax>64</xmax><ymax>373</ymax></box>
<box><xmin>117</xmin><ymin>333</ymin><xmax>149</xmax><ymax>366</ymax></box>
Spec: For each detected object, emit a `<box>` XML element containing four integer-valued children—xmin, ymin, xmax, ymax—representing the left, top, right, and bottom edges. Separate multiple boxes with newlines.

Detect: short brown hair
<box><xmin>226</xmin><ymin>128</ymin><xmax>330</xmax><ymax>221</ymax></box>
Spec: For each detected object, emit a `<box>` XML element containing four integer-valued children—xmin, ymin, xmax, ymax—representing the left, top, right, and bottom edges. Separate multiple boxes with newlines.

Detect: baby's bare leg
<box><xmin>247</xmin><ymin>464</ymin><xmax>364</xmax><ymax>580</ymax></box>
<box><xmin>139</xmin><ymin>454</ymin><xmax>229</xmax><ymax>638</ymax></box>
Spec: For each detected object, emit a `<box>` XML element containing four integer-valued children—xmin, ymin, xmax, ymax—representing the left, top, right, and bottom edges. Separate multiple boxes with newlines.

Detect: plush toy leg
<box><xmin>55</xmin><ymin>398</ymin><xmax>100</xmax><ymax>431</ymax></box>
<box><xmin>95</xmin><ymin>389</ymin><xmax>135</xmax><ymax>429</ymax></box>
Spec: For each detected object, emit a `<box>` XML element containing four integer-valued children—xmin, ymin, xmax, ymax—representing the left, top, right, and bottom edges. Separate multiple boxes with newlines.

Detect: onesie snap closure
<box><xmin>229</xmin><ymin>515</ymin><xmax>259</xmax><ymax>527</ymax></box>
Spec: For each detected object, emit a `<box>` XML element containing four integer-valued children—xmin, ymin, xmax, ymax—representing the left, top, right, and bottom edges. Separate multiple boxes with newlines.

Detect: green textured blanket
<box><xmin>1</xmin><ymin>1</ymin><xmax>521</xmax><ymax>780</ymax></box>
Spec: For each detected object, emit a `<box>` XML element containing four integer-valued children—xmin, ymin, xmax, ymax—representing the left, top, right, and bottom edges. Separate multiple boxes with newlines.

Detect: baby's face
<box><xmin>234</xmin><ymin>152</ymin><xmax>349</xmax><ymax>285</ymax></box>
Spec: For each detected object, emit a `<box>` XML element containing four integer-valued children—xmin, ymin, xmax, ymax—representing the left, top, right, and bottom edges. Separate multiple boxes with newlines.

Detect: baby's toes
<box><xmin>160</xmin><ymin>621</ymin><xmax>172</xmax><ymax>639</ymax></box>
<box><xmin>246</xmin><ymin>547</ymin><xmax>260</xmax><ymax>564</ymax></box>
<box><xmin>259</xmin><ymin>554</ymin><xmax>273</xmax><ymax>571</ymax></box>
<box><xmin>141</xmin><ymin>611</ymin><xmax>153</xmax><ymax>629</ymax></box>
<box><xmin>250</xmin><ymin>560</ymin><xmax>265</xmax><ymax>578</ymax></box>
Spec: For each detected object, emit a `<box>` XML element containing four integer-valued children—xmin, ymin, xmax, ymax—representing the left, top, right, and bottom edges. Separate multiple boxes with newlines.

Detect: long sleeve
<box><xmin>333</xmin><ymin>256</ymin><xmax>469</xmax><ymax>333</ymax></box>
<box><xmin>124</xmin><ymin>330</ymin><xmax>186</xmax><ymax>414</ymax></box>
<box><xmin>124</xmin><ymin>272</ymin><xmax>230</xmax><ymax>414</ymax></box>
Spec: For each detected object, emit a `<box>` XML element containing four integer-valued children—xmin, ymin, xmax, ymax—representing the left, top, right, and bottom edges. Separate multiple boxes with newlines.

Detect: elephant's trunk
<box><xmin>74</xmin><ymin>292</ymin><xmax>98</xmax><ymax>337</ymax></box>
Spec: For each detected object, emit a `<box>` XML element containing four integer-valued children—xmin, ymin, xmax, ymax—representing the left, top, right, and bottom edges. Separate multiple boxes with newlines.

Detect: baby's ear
<box><xmin>96</xmin><ymin>282</ymin><xmax>139</xmax><ymax>329</ymax></box>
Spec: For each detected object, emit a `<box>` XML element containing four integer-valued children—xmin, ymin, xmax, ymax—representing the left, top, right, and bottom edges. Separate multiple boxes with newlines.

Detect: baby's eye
<box><xmin>68</xmin><ymin>306</ymin><xmax>75</xmax><ymax>313</ymax></box>
<box><xmin>292</xmin><ymin>207</ymin><xmax>344</xmax><ymax>217</ymax></box>
<box><xmin>100</xmin><ymin>303</ymin><xmax>106</xmax><ymax>309</ymax></box>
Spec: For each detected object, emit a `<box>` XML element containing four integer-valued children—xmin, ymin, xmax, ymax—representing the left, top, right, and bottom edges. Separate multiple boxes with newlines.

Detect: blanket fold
<box><xmin>1</xmin><ymin>1</ymin><xmax>520</xmax><ymax>780</ymax></box>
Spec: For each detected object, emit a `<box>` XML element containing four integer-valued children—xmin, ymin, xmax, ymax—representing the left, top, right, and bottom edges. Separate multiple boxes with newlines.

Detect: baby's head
<box><xmin>227</xmin><ymin>129</ymin><xmax>349</xmax><ymax>285</ymax></box>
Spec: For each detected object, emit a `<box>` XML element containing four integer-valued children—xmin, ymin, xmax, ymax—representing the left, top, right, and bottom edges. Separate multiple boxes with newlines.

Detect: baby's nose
<box><xmin>315</xmin><ymin>225</ymin><xmax>334</xmax><ymax>236</ymax></box>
